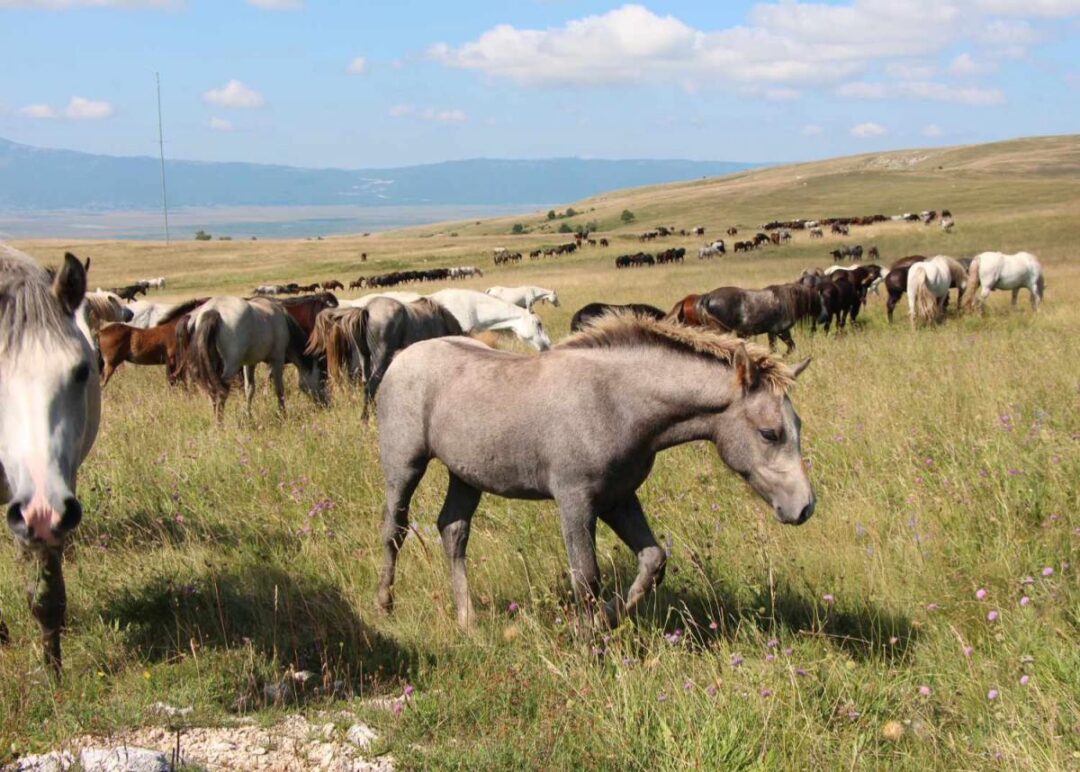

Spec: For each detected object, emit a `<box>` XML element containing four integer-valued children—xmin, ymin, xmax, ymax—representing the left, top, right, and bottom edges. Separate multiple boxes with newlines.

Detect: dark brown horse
<box><xmin>98</xmin><ymin>298</ymin><xmax>206</xmax><ymax>385</ymax></box>
<box><xmin>883</xmin><ymin>256</ymin><xmax>926</xmax><ymax>323</ymax></box>
<box><xmin>570</xmin><ymin>302</ymin><xmax>666</xmax><ymax>332</ymax></box>
<box><xmin>670</xmin><ymin>283</ymin><xmax>821</xmax><ymax>353</ymax></box>
<box><xmin>272</xmin><ymin>292</ymin><xmax>338</xmax><ymax>335</ymax></box>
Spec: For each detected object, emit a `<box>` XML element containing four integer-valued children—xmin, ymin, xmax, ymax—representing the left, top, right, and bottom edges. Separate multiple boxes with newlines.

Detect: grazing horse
<box><xmin>908</xmin><ymin>256</ymin><xmax>967</xmax><ymax>326</ymax></box>
<box><xmin>569</xmin><ymin>302</ymin><xmax>666</xmax><ymax>332</ymax></box>
<box><xmin>0</xmin><ymin>247</ymin><xmax>100</xmax><ymax>676</ymax></box>
<box><xmin>322</xmin><ymin>280</ymin><xmax>344</xmax><ymax>291</ymax></box>
<box><xmin>271</xmin><ymin>292</ymin><xmax>338</xmax><ymax>336</ymax></box>
<box><xmin>374</xmin><ymin>314</ymin><xmax>814</xmax><ymax>629</ymax></box>
<box><xmin>184</xmin><ymin>297</ymin><xmax>327</xmax><ymax>422</ymax></box>
<box><xmin>428</xmin><ymin>289</ymin><xmax>551</xmax><ymax>351</ymax></box>
<box><xmin>882</xmin><ymin>255</ymin><xmax>926</xmax><ymax>323</ymax></box>
<box><xmin>485</xmin><ymin>286</ymin><xmax>560</xmax><ymax>311</ymax></box>
<box><xmin>311</xmin><ymin>297</ymin><xmax>462</xmax><ymax>420</ymax></box>
<box><xmin>963</xmin><ymin>251</ymin><xmax>1044</xmax><ymax>312</ymax></box>
<box><xmin>339</xmin><ymin>291</ymin><xmax>422</xmax><ymax>309</ymax></box>
<box><xmin>97</xmin><ymin>299</ymin><xmax>205</xmax><ymax>386</ymax></box>
<box><xmin>673</xmin><ymin>284</ymin><xmax>822</xmax><ymax>353</ymax></box>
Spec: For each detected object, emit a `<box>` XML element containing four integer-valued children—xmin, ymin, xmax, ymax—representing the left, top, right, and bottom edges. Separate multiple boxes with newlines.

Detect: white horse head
<box><xmin>1</xmin><ymin>249</ymin><xmax>100</xmax><ymax>547</ymax></box>
<box><xmin>512</xmin><ymin>312</ymin><xmax>552</xmax><ymax>351</ymax></box>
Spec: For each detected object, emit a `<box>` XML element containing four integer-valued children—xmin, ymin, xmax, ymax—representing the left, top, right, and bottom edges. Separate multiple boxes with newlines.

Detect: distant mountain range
<box><xmin>0</xmin><ymin>137</ymin><xmax>758</xmax><ymax>211</ymax></box>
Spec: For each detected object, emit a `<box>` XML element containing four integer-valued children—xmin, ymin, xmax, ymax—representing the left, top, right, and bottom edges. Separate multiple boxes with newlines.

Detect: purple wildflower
<box><xmin>919</xmin><ymin>686</ymin><xmax>931</xmax><ymax>697</ymax></box>
<box><xmin>403</xmin><ymin>685</ymin><xmax>415</xmax><ymax>698</ymax></box>
<box><xmin>1019</xmin><ymin>675</ymin><xmax>1030</xmax><ymax>686</ymax></box>
<box><xmin>665</xmin><ymin>629</ymin><xmax>683</xmax><ymax>645</ymax></box>
<box><xmin>926</xmin><ymin>603</ymin><xmax>940</xmax><ymax>612</ymax></box>
<box><xmin>795</xmin><ymin>668</ymin><xmax>808</xmax><ymax>677</ymax></box>
<box><xmin>963</xmin><ymin>645</ymin><xmax>974</xmax><ymax>657</ymax></box>
<box><xmin>392</xmin><ymin>701</ymin><xmax>404</xmax><ymax>716</ymax></box>
<box><xmin>822</xmin><ymin>594</ymin><xmax>835</xmax><ymax>605</ymax></box>
<box><xmin>765</xmin><ymin>654</ymin><xmax>776</xmax><ymax>663</ymax></box>
<box><xmin>766</xmin><ymin>638</ymin><xmax>779</xmax><ymax>648</ymax></box>
<box><xmin>888</xmin><ymin>636</ymin><xmax>899</xmax><ymax>646</ymax></box>
<box><xmin>987</xmin><ymin>610</ymin><xmax>999</xmax><ymax>622</ymax></box>
<box><xmin>976</xmin><ymin>588</ymin><xmax>988</xmax><ymax>600</ymax></box>
<box><xmin>706</xmin><ymin>685</ymin><xmax>718</xmax><ymax>697</ymax></box>
<box><xmin>987</xmin><ymin>689</ymin><xmax>999</xmax><ymax>701</ymax></box>
<box><xmin>783</xmin><ymin>647</ymin><xmax>794</xmax><ymax>657</ymax></box>
<box><xmin>709</xmin><ymin>621</ymin><xmax>719</xmax><ymax>630</ymax></box>
<box><xmin>507</xmin><ymin>601</ymin><xmax>520</xmax><ymax>614</ymax></box>
<box><xmin>760</xmin><ymin>688</ymin><xmax>773</xmax><ymax>698</ymax></box>
<box><xmin>657</xmin><ymin>692</ymin><xmax>668</xmax><ymax>703</ymax></box>
<box><xmin>683</xmin><ymin>679</ymin><xmax>694</xmax><ymax>692</ymax></box>
<box><xmin>1042</xmin><ymin>566</ymin><xmax>1054</xmax><ymax>577</ymax></box>
<box><xmin>730</xmin><ymin>654</ymin><xmax>744</xmax><ymax>668</ymax></box>
<box><xmin>1020</xmin><ymin>596</ymin><xmax>1031</xmax><ymax>607</ymax></box>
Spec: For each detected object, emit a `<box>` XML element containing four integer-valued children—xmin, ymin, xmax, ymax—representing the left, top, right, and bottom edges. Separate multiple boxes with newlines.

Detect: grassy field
<box><xmin>2</xmin><ymin>135</ymin><xmax>1078</xmax><ymax>770</ymax></box>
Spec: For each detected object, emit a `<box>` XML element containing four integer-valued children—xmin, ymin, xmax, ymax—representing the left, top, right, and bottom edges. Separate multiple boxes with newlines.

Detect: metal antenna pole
<box><xmin>156</xmin><ymin>72</ymin><xmax>171</xmax><ymax>245</ymax></box>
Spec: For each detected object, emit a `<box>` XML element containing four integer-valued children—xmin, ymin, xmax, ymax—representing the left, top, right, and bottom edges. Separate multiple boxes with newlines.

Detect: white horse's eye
<box><xmin>72</xmin><ymin>363</ymin><xmax>90</xmax><ymax>384</ymax></box>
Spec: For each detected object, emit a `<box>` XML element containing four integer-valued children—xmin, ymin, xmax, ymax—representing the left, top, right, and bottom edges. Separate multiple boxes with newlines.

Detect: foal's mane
<box><xmin>559</xmin><ymin>313</ymin><xmax>794</xmax><ymax>394</ymax></box>
<box><xmin>0</xmin><ymin>244</ymin><xmax>72</xmax><ymax>357</ymax></box>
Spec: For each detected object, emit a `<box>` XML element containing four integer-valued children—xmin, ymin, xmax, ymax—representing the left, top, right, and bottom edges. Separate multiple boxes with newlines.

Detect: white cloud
<box><xmin>388</xmin><ymin>104</ymin><xmax>467</xmax><ymax>122</ymax></box>
<box><xmin>209</xmin><ymin>117</ymin><xmax>233</xmax><ymax>131</ymax></box>
<box><xmin>246</xmin><ymin>0</ymin><xmax>302</xmax><ymax>9</ymax></box>
<box><xmin>19</xmin><ymin>97</ymin><xmax>113</xmax><ymax>120</ymax></box>
<box><xmin>203</xmin><ymin>80</ymin><xmax>265</xmax><ymax>109</ymax></box>
<box><xmin>837</xmin><ymin>79</ymin><xmax>1005</xmax><ymax>105</ymax></box>
<box><xmin>948</xmin><ymin>52</ymin><xmax>992</xmax><ymax>76</ymax></box>
<box><xmin>851</xmin><ymin>122</ymin><xmax>887</xmax><ymax>137</ymax></box>
<box><xmin>764</xmin><ymin>87</ymin><xmax>801</xmax><ymax>101</ymax></box>
<box><xmin>885</xmin><ymin>61</ymin><xmax>937</xmax><ymax>80</ymax></box>
<box><xmin>19</xmin><ymin>103</ymin><xmax>57</xmax><ymax>118</ymax></box>
<box><xmin>0</xmin><ymin>0</ymin><xmax>178</xmax><ymax>7</ymax></box>
<box><xmin>974</xmin><ymin>0</ymin><xmax>1080</xmax><ymax>16</ymax></box>
<box><xmin>801</xmin><ymin>124</ymin><xmax>823</xmax><ymax>136</ymax></box>
<box><xmin>347</xmin><ymin>56</ymin><xmax>368</xmax><ymax>75</ymax></box>
<box><xmin>922</xmin><ymin>123</ymin><xmax>944</xmax><ymax>136</ymax></box>
<box><xmin>64</xmin><ymin>96</ymin><xmax>113</xmax><ymax>119</ymax></box>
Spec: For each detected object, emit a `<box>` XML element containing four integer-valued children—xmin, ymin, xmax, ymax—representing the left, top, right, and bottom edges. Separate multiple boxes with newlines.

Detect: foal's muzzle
<box><xmin>6</xmin><ymin>497</ymin><xmax>83</xmax><ymax>544</ymax></box>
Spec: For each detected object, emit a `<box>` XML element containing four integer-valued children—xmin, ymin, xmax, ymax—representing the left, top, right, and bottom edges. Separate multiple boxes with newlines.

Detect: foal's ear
<box><xmin>733</xmin><ymin>343</ymin><xmax>758</xmax><ymax>392</ymax></box>
<box><xmin>790</xmin><ymin>357</ymin><xmax>812</xmax><ymax>380</ymax></box>
<box><xmin>83</xmin><ymin>255</ymin><xmax>91</xmax><ymax>274</ymax></box>
<box><xmin>53</xmin><ymin>252</ymin><xmax>87</xmax><ymax>316</ymax></box>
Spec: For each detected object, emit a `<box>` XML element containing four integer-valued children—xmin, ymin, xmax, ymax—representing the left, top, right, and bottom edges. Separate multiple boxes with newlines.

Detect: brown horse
<box><xmin>883</xmin><ymin>255</ymin><xmax>926</xmax><ymax>323</ymax></box>
<box><xmin>665</xmin><ymin>294</ymin><xmax>704</xmax><ymax>326</ymax></box>
<box><xmin>271</xmin><ymin>292</ymin><xmax>338</xmax><ymax>336</ymax></box>
<box><xmin>98</xmin><ymin>298</ymin><xmax>205</xmax><ymax>385</ymax></box>
<box><xmin>671</xmin><ymin>284</ymin><xmax>821</xmax><ymax>353</ymax></box>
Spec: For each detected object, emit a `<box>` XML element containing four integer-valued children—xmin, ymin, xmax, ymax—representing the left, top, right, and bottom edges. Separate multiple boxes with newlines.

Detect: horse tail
<box><xmin>354</xmin><ymin>307</ymin><xmax>373</xmax><ymax>384</ymax></box>
<box><xmin>911</xmin><ymin>265</ymin><xmax>938</xmax><ymax>324</ymax></box>
<box><xmin>962</xmin><ymin>255</ymin><xmax>981</xmax><ymax>310</ymax></box>
<box><xmin>170</xmin><ymin>314</ymin><xmax>191</xmax><ymax>384</ymax></box>
<box><xmin>188</xmin><ymin>310</ymin><xmax>228</xmax><ymax>402</ymax></box>
<box><xmin>1035</xmin><ymin>269</ymin><xmax>1045</xmax><ymax>305</ymax></box>
<box><xmin>326</xmin><ymin>321</ymin><xmax>355</xmax><ymax>385</ymax></box>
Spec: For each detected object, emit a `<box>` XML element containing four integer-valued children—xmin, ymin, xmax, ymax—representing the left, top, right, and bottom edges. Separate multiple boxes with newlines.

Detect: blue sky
<box><xmin>1</xmin><ymin>1</ymin><xmax>1077</xmax><ymax>168</ymax></box>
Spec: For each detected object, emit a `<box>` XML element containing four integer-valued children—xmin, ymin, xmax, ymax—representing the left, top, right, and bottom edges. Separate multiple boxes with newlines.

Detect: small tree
<box><xmin>558</xmin><ymin>223</ymin><xmax>573</xmax><ymax>233</ymax></box>
<box><xmin>194</xmin><ymin>229</ymin><xmax>212</xmax><ymax>241</ymax></box>
<box><xmin>511</xmin><ymin>223</ymin><xmax>526</xmax><ymax>234</ymax></box>
<box><xmin>565</xmin><ymin>207</ymin><xmax>577</xmax><ymax>217</ymax></box>
<box><xmin>621</xmin><ymin>209</ymin><xmax>636</xmax><ymax>224</ymax></box>
<box><xmin>547</xmin><ymin>210</ymin><xmax>557</xmax><ymax>220</ymax></box>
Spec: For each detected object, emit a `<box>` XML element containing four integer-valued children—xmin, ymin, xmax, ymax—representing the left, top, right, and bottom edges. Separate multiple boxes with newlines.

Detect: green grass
<box><xmin>2</xmin><ymin>136</ymin><xmax>1078</xmax><ymax>770</ymax></box>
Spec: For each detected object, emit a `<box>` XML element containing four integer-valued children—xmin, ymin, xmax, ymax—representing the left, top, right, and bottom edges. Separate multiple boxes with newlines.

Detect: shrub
<box><xmin>558</xmin><ymin>223</ymin><xmax>573</xmax><ymax>233</ymax></box>
<box><xmin>194</xmin><ymin>230</ymin><xmax>212</xmax><ymax>241</ymax></box>
<box><xmin>621</xmin><ymin>209</ymin><xmax>636</xmax><ymax>224</ymax></box>
<box><xmin>547</xmin><ymin>210</ymin><xmax>557</xmax><ymax>220</ymax></box>
<box><xmin>511</xmin><ymin>223</ymin><xmax>526</xmax><ymax>234</ymax></box>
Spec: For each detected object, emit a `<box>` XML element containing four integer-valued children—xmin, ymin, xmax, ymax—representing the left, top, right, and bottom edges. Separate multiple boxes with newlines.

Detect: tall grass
<box><xmin>1</xmin><ymin>139</ymin><xmax>1078</xmax><ymax>769</ymax></box>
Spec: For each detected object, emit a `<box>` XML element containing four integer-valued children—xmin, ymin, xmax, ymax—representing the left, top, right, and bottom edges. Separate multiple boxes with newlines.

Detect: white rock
<box><xmin>9</xmin><ymin>751</ymin><xmax>75</xmax><ymax>772</ymax></box>
<box><xmin>79</xmin><ymin>747</ymin><xmax>170</xmax><ymax>772</ymax></box>
<box><xmin>346</xmin><ymin>724</ymin><xmax>378</xmax><ymax>750</ymax></box>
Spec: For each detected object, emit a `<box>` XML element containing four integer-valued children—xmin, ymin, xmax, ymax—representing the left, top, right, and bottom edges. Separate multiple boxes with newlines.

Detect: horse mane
<box><xmin>82</xmin><ymin>292</ymin><xmax>126</xmax><ymax>325</ymax></box>
<box><xmin>0</xmin><ymin>244</ymin><xmax>74</xmax><ymax>358</ymax></box>
<box><xmin>558</xmin><ymin>312</ymin><xmax>794</xmax><ymax>394</ymax></box>
<box><xmin>767</xmin><ymin>282</ymin><xmax>818</xmax><ymax>322</ymax></box>
<box><xmin>157</xmin><ymin>297</ymin><xmax>209</xmax><ymax>325</ymax></box>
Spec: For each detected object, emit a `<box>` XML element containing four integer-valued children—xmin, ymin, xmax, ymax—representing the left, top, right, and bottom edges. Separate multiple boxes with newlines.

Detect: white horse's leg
<box><xmin>437</xmin><ymin>474</ymin><xmax>483</xmax><ymax>629</ymax></box>
<box><xmin>242</xmin><ymin>365</ymin><xmax>256</xmax><ymax>417</ymax></box>
<box><xmin>1011</xmin><ymin>288</ymin><xmax>1020</xmax><ymax>307</ymax></box>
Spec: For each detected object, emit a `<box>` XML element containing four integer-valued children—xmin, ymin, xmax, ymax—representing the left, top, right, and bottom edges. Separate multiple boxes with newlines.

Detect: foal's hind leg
<box><xmin>242</xmin><ymin>365</ymin><xmax>257</xmax><ymax>417</ymax></box>
<box><xmin>437</xmin><ymin>473</ymin><xmax>483</xmax><ymax>629</ymax></box>
<box><xmin>376</xmin><ymin>459</ymin><xmax>429</xmax><ymax>615</ymax></box>
<box><xmin>597</xmin><ymin>495</ymin><xmax>666</xmax><ymax>628</ymax></box>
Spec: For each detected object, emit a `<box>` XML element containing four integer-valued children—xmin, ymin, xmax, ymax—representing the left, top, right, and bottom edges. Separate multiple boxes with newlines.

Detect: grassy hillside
<box><xmin>1</xmin><ymin>135</ymin><xmax>1078</xmax><ymax>770</ymax></box>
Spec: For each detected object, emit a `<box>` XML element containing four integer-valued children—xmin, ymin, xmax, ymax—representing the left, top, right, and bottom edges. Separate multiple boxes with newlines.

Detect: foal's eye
<box><xmin>759</xmin><ymin>428</ymin><xmax>780</xmax><ymax>443</ymax></box>
<box><xmin>72</xmin><ymin>363</ymin><xmax>90</xmax><ymax>384</ymax></box>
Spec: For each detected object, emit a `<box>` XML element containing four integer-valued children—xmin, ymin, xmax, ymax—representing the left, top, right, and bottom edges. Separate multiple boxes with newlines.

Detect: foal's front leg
<box><xmin>436</xmin><ymin>474</ymin><xmax>482</xmax><ymax>629</ymax></box>
<box><xmin>597</xmin><ymin>495</ymin><xmax>667</xmax><ymax>628</ymax></box>
<box><xmin>24</xmin><ymin>546</ymin><xmax>66</xmax><ymax>677</ymax></box>
<box><xmin>556</xmin><ymin>493</ymin><xmax>603</xmax><ymax>621</ymax></box>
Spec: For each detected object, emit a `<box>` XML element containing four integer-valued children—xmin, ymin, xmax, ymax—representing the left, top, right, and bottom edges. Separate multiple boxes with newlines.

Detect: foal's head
<box><xmin>714</xmin><ymin>348</ymin><xmax>815</xmax><ymax>525</ymax></box>
<box><xmin>1</xmin><ymin>252</ymin><xmax>95</xmax><ymax>547</ymax></box>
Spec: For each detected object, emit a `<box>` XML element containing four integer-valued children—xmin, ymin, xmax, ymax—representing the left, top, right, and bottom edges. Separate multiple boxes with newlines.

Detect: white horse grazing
<box><xmin>339</xmin><ymin>291</ymin><xmax>423</xmax><ymax>309</ymax></box>
<box><xmin>963</xmin><ymin>251</ymin><xmax>1044</xmax><ymax>312</ymax></box>
<box><xmin>908</xmin><ymin>255</ymin><xmax>967</xmax><ymax>326</ymax></box>
<box><xmin>184</xmin><ymin>296</ymin><xmax>326</xmax><ymax>421</ymax></box>
<box><xmin>0</xmin><ymin>246</ymin><xmax>101</xmax><ymax>674</ymax></box>
<box><xmin>484</xmin><ymin>286</ymin><xmax>559</xmax><ymax>311</ymax></box>
<box><xmin>428</xmin><ymin>289</ymin><xmax>551</xmax><ymax>350</ymax></box>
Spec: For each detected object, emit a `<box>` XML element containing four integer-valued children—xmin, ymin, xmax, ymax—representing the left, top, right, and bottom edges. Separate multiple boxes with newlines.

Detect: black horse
<box><xmin>883</xmin><ymin>255</ymin><xmax>926</xmax><ymax>323</ymax></box>
<box><xmin>670</xmin><ymin>283</ymin><xmax>821</xmax><ymax>353</ymax></box>
<box><xmin>570</xmin><ymin>302</ymin><xmax>666</xmax><ymax>332</ymax></box>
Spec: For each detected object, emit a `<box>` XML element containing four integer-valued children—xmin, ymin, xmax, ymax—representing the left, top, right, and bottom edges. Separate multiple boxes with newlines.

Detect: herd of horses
<box><xmin>0</xmin><ymin>236</ymin><xmax>1044</xmax><ymax>679</ymax></box>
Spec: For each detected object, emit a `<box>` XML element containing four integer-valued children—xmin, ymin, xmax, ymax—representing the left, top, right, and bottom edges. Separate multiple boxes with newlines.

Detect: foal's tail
<box><xmin>187</xmin><ymin>310</ymin><xmax>228</xmax><ymax>402</ymax></box>
<box><xmin>962</xmin><ymin>255</ymin><xmax>982</xmax><ymax>311</ymax></box>
<box><xmin>910</xmin><ymin>264</ymin><xmax>939</xmax><ymax>324</ymax></box>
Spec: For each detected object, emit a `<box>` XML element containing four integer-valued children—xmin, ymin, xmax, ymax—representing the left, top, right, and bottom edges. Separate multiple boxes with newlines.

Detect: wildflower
<box><xmin>730</xmin><ymin>654</ymin><xmax>744</xmax><ymax>668</ymax></box>
<box><xmin>926</xmin><ymin>603</ymin><xmax>940</xmax><ymax>612</ymax></box>
<box><xmin>760</xmin><ymin>688</ymin><xmax>773</xmax><ymax>698</ymax></box>
<box><xmin>392</xmin><ymin>701</ymin><xmax>404</xmax><ymax>716</ymax></box>
<box><xmin>765</xmin><ymin>654</ymin><xmax>776</xmax><ymax>663</ymax></box>
<box><xmin>1007</xmin><ymin>468</ymin><xmax>1022</xmax><ymax>476</ymax></box>
<box><xmin>795</xmin><ymin>668</ymin><xmax>808</xmax><ymax>677</ymax></box>
<box><xmin>1042</xmin><ymin>566</ymin><xmax>1054</xmax><ymax>577</ymax></box>
<box><xmin>1021</xmin><ymin>576</ymin><xmax>1035</xmax><ymax>585</ymax></box>
<box><xmin>881</xmin><ymin>721</ymin><xmax>905</xmax><ymax>742</ymax></box>
<box><xmin>1020</xmin><ymin>596</ymin><xmax>1031</xmax><ymax>607</ymax></box>
<box><xmin>987</xmin><ymin>689</ymin><xmax>999</xmax><ymax>701</ymax></box>
<box><xmin>175</xmin><ymin>514</ymin><xmax>184</xmax><ymax>524</ymax></box>
<box><xmin>783</xmin><ymin>647</ymin><xmax>794</xmax><ymax>657</ymax></box>
<box><xmin>709</xmin><ymin>621</ymin><xmax>719</xmax><ymax>630</ymax></box>
<box><xmin>963</xmin><ymin>646</ymin><xmax>974</xmax><ymax>657</ymax></box>
<box><xmin>987</xmin><ymin>610</ymin><xmax>999</xmax><ymax>622</ymax></box>
<box><xmin>706</xmin><ymin>685</ymin><xmax>718</xmax><ymax>697</ymax></box>
<box><xmin>976</xmin><ymin>588</ymin><xmax>988</xmax><ymax>600</ymax></box>
<box><xmin>888</xmin><ymin>636</ymin><xmax>899</xmax><ymax>646</ymax></box>
<box><xmin>665</xmin><ymin>629</ymin><xmax>683</xmax><ymax>645</ymax></box>
<box><xmin>657</xmin><ymin>692</ymin><xmax>668</xmax><ymax>703</ymax></box>
<box><xmin>507</xmin><ymin>601</ymin><xmax>520</xmax><ymax>614</ymax></box>
<box><xmin>403</xmin><ymin>685</ymin><xmax>415</xmax><ymax>698</ymax></box>
<box><xmin>919</xmin><ymin>686</ymin><xmax>931</xmax><ymax>697</ymax></box>
<box><xmin>1019</xmin><ymin>675</ymin><xmax>1030</xmax><ymax>686</ymax></box>
<box><xmin>822</xmin><ymin>594</ymin><xmax>835</xmax><ymax>605</ymax></box>
<box><xmin>766</xmin><ymin>638</ymin><xmax>779</xmax><ymax>649</ymax></box>
<box><xmin>683</xmin><ymin>680</ymin><xmax>694</xmax><ymax>692</ymax></box>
